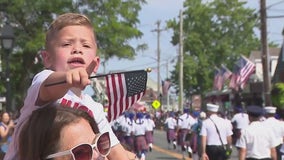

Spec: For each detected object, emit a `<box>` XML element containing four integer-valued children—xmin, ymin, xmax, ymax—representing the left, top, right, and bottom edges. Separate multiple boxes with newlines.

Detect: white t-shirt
<box><xmin>5</xmin><ymin>70</ymin><xmax>119</xmax><ymax>160</ymax></box>
<box><xmin>164</xmin><ymin>117</ymin><xmax>177</xmax><ymax>130</ymax></box>
<box><xmin>236</xmin><ymin>121</ymin><xmax>278</xmax><ymax>159</ymax></box>
<box><xmin>200</xmin><ymin>114</ymin><xmax>233</xmax><ymax>145</ymax></box>
<box><xmin>231</xmin><ymin>113</ymin><xmax>249</xmax><ymax>129</ymax></box>
<box><xmin>262</xmin><ymin>117</ymin><xmax>284</xmax><ymax>146</ymax></box>
<box><xmin>177</xmin><ymin>113</ymin><xmax>197</xmax><ymax>129</ymax></box>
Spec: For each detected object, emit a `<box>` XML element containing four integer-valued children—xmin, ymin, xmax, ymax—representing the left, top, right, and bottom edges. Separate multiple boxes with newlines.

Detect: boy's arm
<box><xmin>37</xmin><ymin>61</ymin><xmax>97</xmax><ymax>105</ymax></box>
<box><xmin>37</xmin><ymin>69</ymin><xmax>90</xmax><ymax>105</ymax></box>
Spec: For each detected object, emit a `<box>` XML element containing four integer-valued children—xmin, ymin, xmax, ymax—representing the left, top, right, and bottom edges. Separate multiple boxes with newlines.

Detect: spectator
<box><xmin>0</xmin><ymin>112</ymin><xmax>14</xmax><ymax>159</ymax></box>
<box><xmin>18</xmin><ymin>104</ymin><xmax>110</xmax><ymax>160</ymax></box>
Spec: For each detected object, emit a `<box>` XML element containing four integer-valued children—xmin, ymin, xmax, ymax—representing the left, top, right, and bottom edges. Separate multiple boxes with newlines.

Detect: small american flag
<box><xmin>106</xmin><ymin>70</ymin><xmax>147</xmax><ymax>122</ymax></box>
<box><xmin>162</xmin><ymin>80</ymin><xmax>171</xmax><ymax>96</ymax></box>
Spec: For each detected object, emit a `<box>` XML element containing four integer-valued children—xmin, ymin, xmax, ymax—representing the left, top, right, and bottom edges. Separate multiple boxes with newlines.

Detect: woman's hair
<box><xmin>18</xmin><ymin>104</ymin><xmax>99</xmax><ymax>160</ymax></box>
<box><xmin>45</xmin><ymin>13</ymin><xmax>96</xmax><ymax>50</ymax></box>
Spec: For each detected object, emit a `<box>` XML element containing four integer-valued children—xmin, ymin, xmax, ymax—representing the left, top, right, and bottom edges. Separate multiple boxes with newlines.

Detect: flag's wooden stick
<box><xmin>44</xmin><ymin>68</ymin><xmax>152</xmax><ymax>87</ymax></box>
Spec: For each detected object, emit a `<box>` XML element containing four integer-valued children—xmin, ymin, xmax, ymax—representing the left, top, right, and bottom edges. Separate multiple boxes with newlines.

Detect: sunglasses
<box><xmin>46</xmin><ymin>132</ymin><xmax>111</xmax><ymax>160</ymax></box>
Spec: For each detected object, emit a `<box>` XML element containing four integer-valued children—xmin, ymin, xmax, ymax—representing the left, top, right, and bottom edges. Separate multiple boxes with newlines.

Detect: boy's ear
<box><xmin>93</xmin><ymin>57</ymin><xmax>100</xmax><ymax>73</ymax></box>
<box><xmin>41</xmin><ymin>50</ymin><xmax>52</xmax><ymax>69</ymax></box>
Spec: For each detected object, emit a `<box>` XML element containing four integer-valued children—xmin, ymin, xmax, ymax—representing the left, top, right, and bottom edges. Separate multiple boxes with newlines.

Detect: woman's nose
<box><xmin>92</xmin><ymin>149</ymin><xmax>102</xmax><ymax>160</ymax></box>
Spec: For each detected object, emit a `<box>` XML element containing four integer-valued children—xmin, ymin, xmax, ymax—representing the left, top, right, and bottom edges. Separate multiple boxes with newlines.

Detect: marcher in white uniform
<box><xmin>124</xmin><ymin>112</ymin><xmax>135</xmax><ymax>152</ymax></box>
<box><xmin>177</xmin><ymin>108</ymin><xmax>197</xmax><ymax>158</ymax></box>
<box><xmin>231</xmin><ymin>106</ymin><xmax>249</xmax><ymax>146</ymax></box>
<box><xmin>145</xmin><ymin>113</ymin><xmax>155</xmax><ymax>152</ymax></box>
<box><xmin>164</xmin><ymin>112</ymin><xmax>177</xmax><ymax>149</ymax></box>
<box><xmin>133</xmin><ymin>112</ymin><xmax>148</xmax><ymax>160</ymax></box>
<box><xmin>236</xmin><ymin>105</ymin><xmax>278</xmax><ymax>160</ymax></box>
<box><xmin>191</xmin><ymin>111</ymin><xmax>206</xmax><ymax>160</ymax></box>
<box><xmin>263</xmin><ymin>106</ymin><xmax>284</xmax><ymax>160</ymax></box>
<box><xmin>200</xmin><ymin>103</ymin><xmax>233</xmax><ymax>160</ymax></box>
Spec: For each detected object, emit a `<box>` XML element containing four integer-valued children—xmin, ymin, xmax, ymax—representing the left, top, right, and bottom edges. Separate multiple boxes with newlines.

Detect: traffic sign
<box><xmin>152</xmin><ymin>100</ymin><xmax>161</xmax><ymax>110</ymax></box>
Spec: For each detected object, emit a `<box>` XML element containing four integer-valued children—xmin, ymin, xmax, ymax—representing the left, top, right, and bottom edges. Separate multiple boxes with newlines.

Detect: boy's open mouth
<box><xmin>67</xmin><ymin>57</ymin><xmax>85</xmax><ymax>64</ymax></box>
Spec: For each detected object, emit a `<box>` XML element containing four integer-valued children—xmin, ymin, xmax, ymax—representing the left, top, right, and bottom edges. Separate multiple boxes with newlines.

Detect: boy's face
<box><xmin>44</xmin><ymin>25</ymin><xmax>99</xmax><ymax>73</ymax></box>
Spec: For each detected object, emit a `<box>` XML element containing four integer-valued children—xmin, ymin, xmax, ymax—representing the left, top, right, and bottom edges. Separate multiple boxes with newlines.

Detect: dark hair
<box><xmin>18</xmin><ymin>104</ymin><xmax>99</xmax><ymax>160</ymax></box>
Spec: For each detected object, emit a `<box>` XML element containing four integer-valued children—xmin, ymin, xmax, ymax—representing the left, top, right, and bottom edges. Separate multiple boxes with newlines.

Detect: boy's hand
<box><xmin>66</xmin><ymin>68</ymin><xmax>91</xmax><ymax>90</ymax></box>
<box><xmin>65</xmin><ymin>60</ymin><xmax>98</xmax><ymax>89</ymax></box>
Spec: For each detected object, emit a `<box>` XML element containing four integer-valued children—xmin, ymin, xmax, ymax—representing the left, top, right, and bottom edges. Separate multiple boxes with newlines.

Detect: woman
<box><xmin>0</xmin><ymin>112</ymin><xmax>14</xmax><ymax>158</ymax></box>
<box><xmin>17</xmin><ymin>104</ymin><xmax>111</xmax><ymax>160</ymax></box>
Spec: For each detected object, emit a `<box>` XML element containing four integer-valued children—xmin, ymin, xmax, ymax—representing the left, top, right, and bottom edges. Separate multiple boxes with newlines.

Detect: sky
<box><xmin>97</xmin><ymin>0</ymin><xmax>284</xmax><ymax>84</ymax></box>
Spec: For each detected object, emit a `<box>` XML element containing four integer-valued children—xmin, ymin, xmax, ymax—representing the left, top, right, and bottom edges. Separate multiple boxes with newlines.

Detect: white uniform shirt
<box><xmin>231</xmin><ymin>113</ymin><xmax>249</xmax><ymax>129</ymax></box>
<box><xmin>146</xmin><ymin>118</ymin><xmax>155</xmax><ymax>131</ymax></box>
<box><xmin>200</xmin><ymin>114</ymin><xmax>233</xmax><ymax>145</ymax></box>
<box><xmin>124</xmin><ymin>117</ymin><xmax>134</xmax><ymax>136</ymax></box>
<box><xmin>236</xmin><ymin>121</ymin><xmax>279</xmax><ymax>159</ymax></box>
<box><xmin>5</xmin><ymin>70</ymin><xmax>119</xmax><ymax>160</ymax></box>
<box><xmin>164</xmin><ymin>117</ymin><xmax>177</xmax><ymax>130</ymax></box>
<box><xmin>262</xmin><ymin>117</ymin><xmax>284</xmax><ymax>146</ymax></box>
<box><xmin>177</xmin><ymin>113</ymin><xmax>197</xmax><ymax>129</ymax></box>
<box><xmin>133</xmin><ymin>119</ymin><xmax>148</xmax><ymax>136</ymax></box>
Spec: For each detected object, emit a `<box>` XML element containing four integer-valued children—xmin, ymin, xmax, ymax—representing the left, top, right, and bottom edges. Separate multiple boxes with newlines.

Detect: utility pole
<box><xmin>178</xmin><ymin>10</ymin><xmax>184</xmax><ymax>111</ymax></box>
<box><xmin>152</xmin><ymin>20</ymin><xmax>166</xmax><ymax>110</ymax></box>
<box><xmin>166</xmin><ymin>59</ymin><xmax>170</xmax><ymax>110</ymax></box>
<box><xmin>260</xmin><ymin>0</ymin><xmax>271</xmax><ymax>106</ymax></box>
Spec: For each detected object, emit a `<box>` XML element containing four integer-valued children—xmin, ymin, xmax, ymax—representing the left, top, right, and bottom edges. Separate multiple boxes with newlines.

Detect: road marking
<box><xmin>153</xmin><ymin>145</ymin><xmax>192</xmax><ymax>160</ymax></box>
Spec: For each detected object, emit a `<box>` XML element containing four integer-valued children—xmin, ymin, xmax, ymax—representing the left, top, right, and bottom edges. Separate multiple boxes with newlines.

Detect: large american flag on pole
<box><xmin>106</xmin><ymin>70</ymin><xmax>147</xmax><ymax>122</ymax></box>
<box><xmin>213</xmin><ymin>67</ymin><xmax>222</xmax><ymax>91</ymax></box>
<box><xmin>236</xmin><ymin>55</ymin><xmax>255</xmax><ymax>89</ymax></box>
<box><xmin>229</xmin><ymin>64</ymin><xmax>240</xmax><ymax>91</ymax></box>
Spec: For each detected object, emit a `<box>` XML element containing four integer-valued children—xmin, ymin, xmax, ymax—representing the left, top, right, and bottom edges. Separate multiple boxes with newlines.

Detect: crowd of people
<box><xmin>161</xmin><ymin>103</ymin><xmax>284</xmax><ymax>160</ymax></box>
<box><xmin>111</xmin><ymin>111</ymin><xmax>155</xmax><ymax>160</ymax></box>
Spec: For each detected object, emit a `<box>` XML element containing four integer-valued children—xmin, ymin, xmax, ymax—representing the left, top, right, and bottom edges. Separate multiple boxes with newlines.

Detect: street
<box><xmin>147</xmin><ymin>129</ymin><xmax>239</xmax><ymax>160</ymax></box>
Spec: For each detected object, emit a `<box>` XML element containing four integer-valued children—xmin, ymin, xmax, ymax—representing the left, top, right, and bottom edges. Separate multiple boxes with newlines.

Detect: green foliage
<box><xmin>167</xmin><ymin>0</ymin><xmax>261</xmax><ymax>97</ymax></box>
<box><xmin>271</xmin><ymin>83</ymin><xmax>284</xmax><ymax>109</ymax></box>
<box><xmin>0</xmin><ymin>0</ymin><xmax>146</xmax><ymax>110</ymax></box>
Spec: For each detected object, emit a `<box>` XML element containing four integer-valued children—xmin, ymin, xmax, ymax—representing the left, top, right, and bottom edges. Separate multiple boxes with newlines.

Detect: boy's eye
<box><xmin>83</xmin><ymin>44</ymin><xmax>91</xmax><ymax>48</ymax></box>
<box><xmin>62</xmin><ymin>43</ymin><xmax>71</xmax><ymax>47</ymax></box>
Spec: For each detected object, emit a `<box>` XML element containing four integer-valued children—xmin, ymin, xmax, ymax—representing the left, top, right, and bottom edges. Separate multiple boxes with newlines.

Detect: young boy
<box><xmin>5</xmin><ymin>13</ymin><xmax>129</xmax><ymax>160</ymax></box>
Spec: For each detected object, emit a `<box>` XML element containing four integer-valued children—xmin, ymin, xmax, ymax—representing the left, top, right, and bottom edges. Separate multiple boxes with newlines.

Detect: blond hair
<box><xmin>45</xmin><ymin>13</ymin><xmax>96</xmax><ymax>50</ymax></box>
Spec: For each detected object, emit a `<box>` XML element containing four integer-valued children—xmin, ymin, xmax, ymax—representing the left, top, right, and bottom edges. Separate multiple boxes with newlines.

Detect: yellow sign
<box><xmin>152</xmin><ymin>100</ymin><xmax>161</xmax><ymax>110</ymax></box>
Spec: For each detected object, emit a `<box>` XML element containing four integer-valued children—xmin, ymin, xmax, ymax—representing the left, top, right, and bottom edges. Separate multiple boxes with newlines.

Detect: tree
<box><xmin>271</xmin><ymin>83</ymin><xmax>284</xmax><ymax>118</ymax></box>
<box><xmin>167</xmin><ymin>0</ymin><xmax>260</xmax><ymax>98</ymax></box>
<box><xmin>0</xmin><ymin>0</ymin><xmax>146</xmax><ymax>111</ymax></box>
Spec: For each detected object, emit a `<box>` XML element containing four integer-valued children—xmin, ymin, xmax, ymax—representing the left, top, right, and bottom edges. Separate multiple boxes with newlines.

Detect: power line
<box><xmin>266</xmin><ymin>0</ymin><xmax>284</xmax><ymax>9</ymax></box>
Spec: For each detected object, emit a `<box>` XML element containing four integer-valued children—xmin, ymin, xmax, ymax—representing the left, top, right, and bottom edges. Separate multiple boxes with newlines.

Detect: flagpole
<box><xmin>44</xmin><ymin>68</ymin><xmax>152</xmax><ymax>87</ymax></box>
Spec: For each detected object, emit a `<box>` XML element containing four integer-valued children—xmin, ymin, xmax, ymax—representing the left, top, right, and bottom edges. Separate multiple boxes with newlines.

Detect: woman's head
<box><xmin>0</xmin><ymin>112</ymin><xmax>11</xmax><ymax>124</ymax></box>
<box><xmin>18</xmin><ymin>105</ymin><xmax>102</xmax><ymax>160</ymax></box>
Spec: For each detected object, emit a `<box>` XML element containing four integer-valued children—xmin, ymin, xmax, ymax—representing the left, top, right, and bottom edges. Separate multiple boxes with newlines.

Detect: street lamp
<box><xmin>0</xmin><ymin>24</ymin><xmax>15</xmax><ymax>112</ymax></box>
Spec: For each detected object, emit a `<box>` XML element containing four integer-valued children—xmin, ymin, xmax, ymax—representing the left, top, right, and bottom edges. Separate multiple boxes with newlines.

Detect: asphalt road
<box><xmin>146</xmin><ymin>129</ymin><xmax>239</xmax><ymax>160</ymax></box>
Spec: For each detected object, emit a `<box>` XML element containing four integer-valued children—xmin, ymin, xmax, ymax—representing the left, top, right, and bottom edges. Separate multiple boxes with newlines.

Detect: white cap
<box><xmin>264</xmin><ymin>106</ymin><xmax>276</xmax><ymax>114</ymax></box>
<box><xmin>206</xmin><ymin>103</ymin><xmax>219</xmax><ymax>112</ymax></box>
